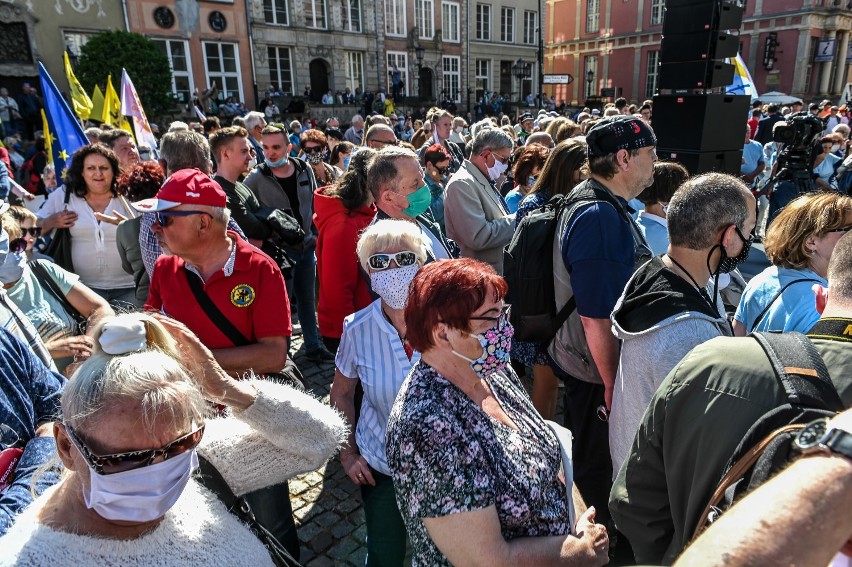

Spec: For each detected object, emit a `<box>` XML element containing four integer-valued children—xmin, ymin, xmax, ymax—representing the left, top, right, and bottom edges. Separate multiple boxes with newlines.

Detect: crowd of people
<box><xmin>0</xmin><ymin>83</ymin><xmax>852</xmax><ymax>567</ymax></box>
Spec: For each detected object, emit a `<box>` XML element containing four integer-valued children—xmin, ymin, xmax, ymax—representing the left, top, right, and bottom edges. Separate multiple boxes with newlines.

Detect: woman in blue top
<box><xmin>813</xmin><ymin>134</ymin><xmax>843</xmax><ymax>191</ymax></box>
<box><xmin>504</xmin><ymin>144</ymin><xmax>548</xmax><ymax>213</ymax></box>
<box><xmin>329</xmin><ymin>219</ymin><xmax>431</xmax><ymax>567</ymax></box>
<box><xmin>733</xmin><ymin>192</ymin><xmax>852</xmax><ymax>335</ymax></box>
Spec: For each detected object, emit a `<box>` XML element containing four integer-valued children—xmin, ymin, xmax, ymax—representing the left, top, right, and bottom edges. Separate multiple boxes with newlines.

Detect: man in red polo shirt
<box><xmin>135</xmin><ymin>168</ymin><xmax>291</xmax><ymax>376</ymax></box>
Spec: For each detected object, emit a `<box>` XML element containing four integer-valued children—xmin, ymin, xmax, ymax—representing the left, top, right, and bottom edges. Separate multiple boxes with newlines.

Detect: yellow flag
<box><xmin>64</xmin><ymin>51</ymin><xmax>93</xmax><ymax>121</ymax></box>
<box><xmin>90</xmin><ymin>84</ymin><xmax>105</xmax><ymax>124</ymax></box>
<box><xmin>41</xmin><ymin>109</ymin><xmax>53</xmax><ymax>164</ymax></box>
<box><xmin>102</xmin><ymin>75</ymin><xmax>133</xmax><ymax>134</ymax></box>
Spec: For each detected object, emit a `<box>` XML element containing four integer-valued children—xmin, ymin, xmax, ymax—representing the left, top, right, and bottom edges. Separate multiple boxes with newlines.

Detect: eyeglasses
<box><xmin>372</xmin><ymin>139</ymin><xmax>399</xmax><ymax>147</ymax></box>
<box><xmin>490</xmin><ymin>151</ymin><xmax>511</xmax><ymax>164</ymax></box>
<box><xmin>21</xmin><ymin>227</ymin><xmax>42</xmax><ymax>238</ymax></box>
<box><xmin>8</xmin><ymin>238</ymin><xmax>26</xmax><ymax>254</ymax></box>
<box><xmin>155</xmin><ymin>210</ymin><xmax>210</xmax><ymax>227</ymax></box>
<box><xmin>830</xmin><ymin>225</ymin><xmax>852</xmax><ymax>233</ymax></box>
<box><xmin>302</xmin><ymin>145</ymin><xmax>324</xmax><ymax>155</ymax></box>
<box><xmin>470</xmin><ymin>304</ymin><xmax>511</xmax><ymax>329</ymax></box>
<box><xmin>65</xmin><ymin>423</ymin><xmax>205</xmax><ymax>475</ymax></box>
<box><xmin>368</xmin><ymin>251</ymin><xmax>418</xmax><ymax>270</ymax></box>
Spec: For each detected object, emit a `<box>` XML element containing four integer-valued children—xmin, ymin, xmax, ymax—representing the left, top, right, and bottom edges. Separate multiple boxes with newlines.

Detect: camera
<box><xmin>772</xmin><ymin>112</ymin><xmax>824</xmax><ymax>151</ymax></box>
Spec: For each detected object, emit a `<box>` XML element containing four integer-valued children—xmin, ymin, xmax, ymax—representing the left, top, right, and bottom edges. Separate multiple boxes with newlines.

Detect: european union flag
<box><xmin>38</xmin><ymin>61</ymin><xmax>88</xmax><ymax>176</ymax></box>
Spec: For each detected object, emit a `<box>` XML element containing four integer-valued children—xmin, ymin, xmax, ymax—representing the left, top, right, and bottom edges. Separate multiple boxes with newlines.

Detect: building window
<box><xmin>523</xmin><ymin>10</ymin><xmax>537</xmax><ymax>45</ymax></box>
<box><xmin>475</xmin><ymin>59</ymin><xmax>490</xmax><ymax>98</ymax></box>
<box><xmin>385</xmin><ymin>0</ymin><xmax>405</xmax><ymax>36</ymax></box>
<box><xmin>154</xmin><ymin>39</ymin><xmax>194</xmax><ymax>104</ymax></box>
<box><xmin>476</xmin><ymin>3</ymin><xmax>491</xmax><ymax>41</ymax></box>
<box><xmin>267</xmin><ymin>46</ymin><xmax>293</xmax><ymax>95</ymax></box>
<box><xmin>442</xmin><ymin>2</ymin><xmax>460</xmax><ymax>43</ymax></box>
<box><xmin>650</xmin><ymin>0</ymin><xmax>664</xmax><ymax>25</ymax></box>
<box><xmin>586</xmin><ymin>0</ymin><xmax>599</xmax><ymax>33</ymax></box>
<box><xmin>387</xmin><ymin>51</ymin><xmax>409</xmax><ymax>96</ymax></box>
<box><xmin>415</xmin><ymin>0</ymin><xmax>434</xmax><ymax>40</ymax></box>
<box><xmin>584</xmin><ymin>54</ymin><xmax>598</xmax><ymax>97</ymax></box>
<box><xmin>645</xmin><ymin>50</ymin><xmax>659</xmax><ymax>99</ymax></box>
<box><xmin>63</xmin><ymin>32</ymin><xmax>96</xmax><ymax>58</ymax></box>
<box><xmin>203</xmin><ymin>41</ymin><xmax>242</xmax><ymax>100</ymax></box>
<box><xmin>443</xmin><ymin>56</ymin><xmax>460</xmax><ymax>101</ymax></box>
<box><xmin>500</xmin><ymin>7</ymin><xmax>514</xmax><ymax>43</ymax></box>
<box><xmin>263</xmin><ymin>0</ymin><xmax>288</xmax><ymax>25</ymax></box>
<box><xmin>305</xmin><ymin>0</ymin><xmax>326</xmax><ymax>28</ymax></box>
<box><xmin>343</xmin><ymin>0</ymin><xmax>361</xmax><ymax>32</ymax></box>
<box><xmin>345</xmin><ymin>51</ymin><xmax>364</xmax><ymax>93</ymax></box>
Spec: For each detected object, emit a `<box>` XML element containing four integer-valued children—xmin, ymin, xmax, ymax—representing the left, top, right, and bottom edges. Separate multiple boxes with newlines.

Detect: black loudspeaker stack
<box><xmin>653</xmin><ymin>0</ymin><xmax>750</xmax><ymax>176</ymax></box>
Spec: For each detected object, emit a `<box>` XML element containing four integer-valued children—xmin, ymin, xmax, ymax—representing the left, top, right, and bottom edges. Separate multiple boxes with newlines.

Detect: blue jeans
<box><xmin>284</xmin><ymin>247</ymin><xmax>322</xmax><ymax>352</ymax></box>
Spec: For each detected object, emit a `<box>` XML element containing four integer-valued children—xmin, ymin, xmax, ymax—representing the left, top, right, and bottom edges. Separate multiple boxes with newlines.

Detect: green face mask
<box><xmin>402</xmin><ymin>184</ymin><xmax>432</xmax><ymax>217</ymax></box>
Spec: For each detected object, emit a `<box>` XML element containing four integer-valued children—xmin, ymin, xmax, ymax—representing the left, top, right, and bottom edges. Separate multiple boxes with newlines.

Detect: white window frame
<box><xmin>345</xmin><ymin>51</ymin><xmax>364</xmax><ymax>93</ymax></box>
<box><xmin>267</xmin><ymin>46</ymin><xmax>294</xmax><ymax>96</ymax></box>
<box><xmin>500</xmin><ymin>7</ymin><xmax>515</xmax><ymax>43</ymax></box>
<box><xmin>343</xmin><ymin>0</ymin><xmax>361</xmax><ymax>32</ymax></box>
<box><xmin>443</xmin><ymin>56</ymin><xmax>460</xmax><ymax>102</ymax></box>
<box><xmin>387</xmin><ymin>51</ymin><xmax>409</xmax><ymax>96</ymax></box>
<box><xmin>645</xmin><ymin>50</ymin><xmax>659</xmax><ymax>99</ymax></box>
<box><xmin>305</xmin><ymin>0</ymin><xmax>327</xmax><ymax>29</ymax></box>
<box><xmin>385</xmin><ymin>0</ymin><xmax>406</xmax><ymax>37</ymax></box>
<box><xmin>475</xmin><ymin>58</ymin><xmax>491</xmax><ymax>97</ymax></box>
<box><xmin>650</xmin><ymin>0</ymin><xmax>664</xmax><ymax>25</ymax></box>
<box><xmin>416</xmin><ymin>0</ymin><xmax>434</xmax><ymax>40</ymax></box>
<box><xmin>586</xmin><ymin>0</ymin><xmax>600</xmax><ymax>33</ymax></box>
<box><xmin>154</xmin><ymin>38</ymin><xmax>195</xmax><ymax>105</ymax></box>
<box><xmin>442</xmin><ymin>2</ymin><xmax>460</xmax><ymax>43</ymax></box>
<box><xmin>262</xmin><ymin>0</ymin><xmax>289</xmax><ymax>25</ymax></box>
<box><xmin>476</xmin><ymin>3</ymin><xmax>491</xmax><ymax>41</ymax></box>
<box><xmin>202</xmin><ymin>41</ymin><xmax>243</xmax><ymax>101</ymax></box>
<box><xmin>523</xmin><ymin>11</ymin><xmax>537</xmax><ymax>45</ymax></box>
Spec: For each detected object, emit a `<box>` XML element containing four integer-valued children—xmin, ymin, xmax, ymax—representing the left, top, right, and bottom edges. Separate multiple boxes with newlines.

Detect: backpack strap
<box><xmin>751</xmin><ymin>331</ymin><xmax>843</xmax><ymax>411</ymax></box>
<box><xmin>184</xmin><ymin>267</ymin><xmax>251</xmax><ymax>347</ymax></box>
<box><xmin>748</xmin><ymin>278</ymin><xmax>823</xmax><ymax>333</ymax></box>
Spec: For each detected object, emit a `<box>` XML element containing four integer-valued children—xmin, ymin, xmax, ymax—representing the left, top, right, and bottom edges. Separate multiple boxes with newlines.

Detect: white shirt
<box><xmin>38</xmin><ymin>190</ymin><xmax>135</xmax><ymax>290</ymax></box>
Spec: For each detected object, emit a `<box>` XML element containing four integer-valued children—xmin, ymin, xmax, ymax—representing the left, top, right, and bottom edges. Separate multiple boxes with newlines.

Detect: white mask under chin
<box><xmin>370</xmin><ymin>264</ymin><xmax>419</xmax><ymax>310</ymax></box>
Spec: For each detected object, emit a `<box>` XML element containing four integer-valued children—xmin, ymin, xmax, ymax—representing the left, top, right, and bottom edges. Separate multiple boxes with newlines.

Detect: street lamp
<box><xmin>512</xmin><ymin>59</ymin><xmax>531</xmax><ymax>103</ymax></box>
<box><xmin>586</xmin><ymin>70</ymin><xmax>594</xmax><ymax>99</ymax></box>
<box><xmin>415</xmin><ymin>44</ymin><xmax>425</xmax><ymax>99</ymax></box>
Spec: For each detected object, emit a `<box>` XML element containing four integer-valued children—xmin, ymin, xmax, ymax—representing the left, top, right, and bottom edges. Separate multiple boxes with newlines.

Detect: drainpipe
<box><xmin>121</xmin><ymin>0</ymin><xmax>130</xmax><ymax>31</ymax></box>
<box><xmin>245</xmin><ymin>0</ymin><xmax>258</xmax><ymax>105</ymax></box>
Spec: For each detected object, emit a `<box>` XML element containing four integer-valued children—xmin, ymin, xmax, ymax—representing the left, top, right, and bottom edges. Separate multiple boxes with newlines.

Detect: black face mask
<box><xmin>712</xmin><ymin>226</ymin><xmax>753</xmax><ymax>275</ymax></box>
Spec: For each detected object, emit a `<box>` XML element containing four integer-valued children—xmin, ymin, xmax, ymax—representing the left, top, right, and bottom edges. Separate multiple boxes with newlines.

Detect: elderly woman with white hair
<box><xmin>0</xmin><ymin>312</ymin><xmax>346</xmax><ymax>566</ymax></box>
<box><xmin>329</xmin><ymin>218</ymin><xmax>431</xmax><ymax>566</ymax></box>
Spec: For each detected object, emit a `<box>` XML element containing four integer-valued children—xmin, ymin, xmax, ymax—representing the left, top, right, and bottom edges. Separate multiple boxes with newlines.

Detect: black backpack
<box><xmin>503</xmin><ymin>194</ymin><xmax>601</xmax><ymax>343</ymax></box>
<box><xmin>692</xmin><ymin>330</ymin><xmax>843</xmax><ymax>540</ymax></box>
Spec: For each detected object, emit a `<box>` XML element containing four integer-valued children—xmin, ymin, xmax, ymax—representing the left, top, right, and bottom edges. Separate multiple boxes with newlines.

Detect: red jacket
<box><xmin>313</xmin><ymin>186</ymin><xmax>376</xmax><ymax>339</ymax></box>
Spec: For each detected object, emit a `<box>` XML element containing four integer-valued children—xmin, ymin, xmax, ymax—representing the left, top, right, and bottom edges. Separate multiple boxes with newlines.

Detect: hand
<box><xmin>94</xmin><ymin>210</ymin><xmax>128</xmax><ymax>226</ymax></box>
<box><xmin>51</xmin><ymin>210</ymin><xmax>78</xmax><ymax>229</ymax></box>
<box><xmin>22</xmin><ymin>192</ymin><xmax>35</xmax><ymax>201</ymax></box>
<box><xmin>572</xmin><ymin>507</ymin><xmax>609</xmax><ymax>565</ymax></box>
<box><xmin>45</xmin><ymin>335</ymin><xmax>94</xmax><ymax>361</ymax></box>
<box><xmin>340</xmin><ymin>451</ymin><xmax>376</xmax><ymax>486</ymax></box>
<box><xmin>604</xmin><ymin>386</ymin><xmax>613</xmax><ymax>411</ymax></box>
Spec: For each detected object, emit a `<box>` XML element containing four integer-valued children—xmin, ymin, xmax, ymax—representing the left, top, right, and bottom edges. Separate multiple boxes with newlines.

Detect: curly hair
<box><xmin>300</xmin><ymin>128</ymin><xmax>328</xmax><ymax>149</ymax></box>
<box><xmin>64</xmin><ymin>144</ymin><xmax>121</xmax><ymax>198</ymax></box>
<box><xmin>118</xmin><ymin>161</ymin><xmax>166</xmax><ymax>202</ymax></box>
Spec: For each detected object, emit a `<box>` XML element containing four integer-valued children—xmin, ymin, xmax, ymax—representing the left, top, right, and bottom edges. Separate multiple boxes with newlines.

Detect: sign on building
<box><xmin>814</xmin><ymin>40</ymin><xmax>835</xmax><ymax>63</ymax></box>
<box><xmin>544</xmin><ymin>74</ymin><xmax>574</xmax><ymax>85</ymax></box>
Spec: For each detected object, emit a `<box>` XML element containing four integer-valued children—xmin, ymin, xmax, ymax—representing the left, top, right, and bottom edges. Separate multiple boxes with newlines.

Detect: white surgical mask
<box><xmin>0</xmin><ymin>249</ymin><xmax>26</xmax><ymax>284</ymax></box>
<box><xmin>83</xmin><ymin>449</ymin><xmax>198</xmax><ymax>522</ymax></box>
<box><xmin>370</xmin><ymin>264</ymin><xmax>419</xmax><ymax>310</ymax></box>
<box><xmin>831</xmin><ymin>144</ymin><xmax>841</xmax><ymax>153</ymax></box>
<box><xmin>487</xmin><ymin>159</ymin><xmax>509</xmax><ymax>182</ymax></box>
<box><xmin>248</xmin><ymin>157</ymin><xmax>257</xmax><ymax>170</ymax></box>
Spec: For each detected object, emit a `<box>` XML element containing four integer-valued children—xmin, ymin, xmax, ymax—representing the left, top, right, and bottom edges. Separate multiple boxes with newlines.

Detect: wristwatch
<box><xmin>794</xmin><ymin>417</ymin><xmax>852</xmax><ymax>462</ymax></box>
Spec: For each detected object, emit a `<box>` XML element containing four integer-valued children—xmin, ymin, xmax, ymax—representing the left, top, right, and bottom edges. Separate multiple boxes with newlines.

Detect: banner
<box><xmin>90</xmin><ymin>84</ymin><xmax>105</xmax><ymax>125</ymax></box>
<box><xmin>64</xmin><ymin>51</ymin><xmax>93</xmax><ymax>121</ymax></box>
<box><xmin>120</xmin><ymin>69</ymin><xmax>158</xmax><ymax>151</ymax></box>
<box><xmin>725</xmin><ymin>53</ymin><xmax>758</xmax><ymax>100</ymax></box>
<box><xmin>103</xmin><ymin>74</ymin><xmax>133</xmax><ymax>134</ymax></box>
<box><xmin>37</xmin><ymin>61</ymin><xmax>88</xmax><ymax>175</ymax></box>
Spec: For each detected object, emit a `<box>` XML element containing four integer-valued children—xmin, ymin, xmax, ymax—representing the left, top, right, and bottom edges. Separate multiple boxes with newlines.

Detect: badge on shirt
<box><xmin>230</xmin><ymin>284</ymin><xmax>255</xmax><ymax>307</ymax></box>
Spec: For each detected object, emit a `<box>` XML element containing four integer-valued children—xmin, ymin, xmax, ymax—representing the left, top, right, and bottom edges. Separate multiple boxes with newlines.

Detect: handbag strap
<box><xmin>183</xmin><ymin>267</ymin><xmax>251</xmax><ymax>347</ymax></box>
<box><xmin>748</xmin><ymin>277</ymin><xmax>823</xmax><ymax>333</ymax></box>
<box><xmin>545</xmin><ymin>420</ymin><xmax>577</xmax><ymax>530</ymax></box>
<box><xmin>29</xmin><ymin>260</ymin><xmax>86</xmax><ymax>327</ymax></box>
<box><xmin>62</xmin><ymin>186</ymin><xmax>71</xmax><ymax>209</ymax></box>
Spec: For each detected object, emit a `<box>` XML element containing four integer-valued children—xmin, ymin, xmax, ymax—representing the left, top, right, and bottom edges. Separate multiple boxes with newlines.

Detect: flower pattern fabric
<box><xmin>386</xmin><ymin>362</ymin><xmax>571</xmax><ymax>566</ymax></box>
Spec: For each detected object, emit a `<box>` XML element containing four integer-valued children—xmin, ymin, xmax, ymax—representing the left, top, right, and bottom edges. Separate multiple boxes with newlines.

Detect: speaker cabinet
<box><xmin>659</xmin><ymin>32</ymin><xmax>739</xmax><ymax>63</ymax></box>
<box><xmin>658</xmin><ymin>61</ymin><xmax>735</xmax><ymax>90</ymax></box>
<box><xmin>652</xmin><ymin>94</ymin><xmax>751</xmax><ymax>151</ymax></box>
<box><xmin>663</xmin><ymin>1</ymin><xmax>744</xmax><ymax>35</ymax></box>
<box><xmin>655</xmin><ymin>148</ymin><xmax>744</xmax><ymax>177</ymax></box>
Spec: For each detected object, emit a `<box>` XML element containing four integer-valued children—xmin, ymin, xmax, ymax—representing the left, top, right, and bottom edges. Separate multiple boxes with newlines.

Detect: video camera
<box><xmin>772</xmin><ymin>112</ymin><xmax>824</xmax><ymax>152</ymax></box>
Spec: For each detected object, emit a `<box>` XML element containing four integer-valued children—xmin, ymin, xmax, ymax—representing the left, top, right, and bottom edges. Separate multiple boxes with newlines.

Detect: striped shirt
<box><xmin>336</xmin><ymin>299</ymin><xmax>420</xmax><ymax>475</ymax></box>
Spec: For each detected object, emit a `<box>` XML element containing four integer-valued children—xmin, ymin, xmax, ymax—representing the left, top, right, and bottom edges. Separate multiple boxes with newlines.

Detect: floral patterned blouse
<box><xmin>385</xmin><ymin>361</ymin><xmax>571</xmax><ymax>566</ymax></box>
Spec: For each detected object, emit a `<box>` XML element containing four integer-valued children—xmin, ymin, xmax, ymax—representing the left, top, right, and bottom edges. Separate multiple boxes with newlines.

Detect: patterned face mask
<box><xmin>452</xmin><ymin>319</ymin><xmax>514</xmax><ymax>377</ymax></box>
<box><xmin>370</xmin><ymin>264</ymin><xmax>419</xmax><ymax>310</ymax></box>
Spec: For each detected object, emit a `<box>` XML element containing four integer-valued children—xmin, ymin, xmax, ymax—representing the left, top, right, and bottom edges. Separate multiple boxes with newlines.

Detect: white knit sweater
<box><xmin>0</xmin><ymin>380</ymin><xmax>347</xmax><ymax>566</ymax></box>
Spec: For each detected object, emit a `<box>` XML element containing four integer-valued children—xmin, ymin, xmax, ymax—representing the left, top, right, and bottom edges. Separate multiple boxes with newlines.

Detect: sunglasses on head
<box><xmin>155</xmin><ymin>210</ymin><xmax>210</xmax><ymax>227</ymax></box>
<box><xmin>302</xmin><ymin>145</ymin><xmax>324</xmax><ymax>154</ymax></box>
<box><xmin>368</xmin><ymin>251</ymin><xmax>418</xmax><ymax>270</ymax></box>
<box><xmin>20</xmin><ymin>227</ymin><xmax>41</xmax><ymax>238</ymax></box>
<box><xmin>64</xmin><ymin>423</ymin><xmax>205</xmax><ymax>475</ymax></box>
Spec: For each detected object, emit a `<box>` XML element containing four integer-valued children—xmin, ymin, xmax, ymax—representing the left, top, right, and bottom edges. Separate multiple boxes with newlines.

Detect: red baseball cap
<box><xmin>132</xmin><ymin>168</ymin><xmax>226</xmax><ymax>212</ymax></box>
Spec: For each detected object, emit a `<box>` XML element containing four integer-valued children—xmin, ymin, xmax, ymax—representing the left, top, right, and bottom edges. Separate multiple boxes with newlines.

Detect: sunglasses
<box><xmin>20</xmin><ymin>227</ymin><xmax>42</xmax><ymax>238</ymax></box>
<box><xmin>65</xmin><ymin>423</ymin><xmax>205</xmax><ymax>475</ymax></box>
<box><xmin>830</xmin><ymin>225</ymin><xmax>852</xmax><ymax>233</ymax></box>
<box><xmin>8</xmin><ymin>238</ymin><xmax>26</xmax><ymax>254</ymax></box>
<box><xmin>469</xmin><ymin>304</ymin><xmax>511</xmax><ymax>328</ymax></box>
<box><xmin>435</xmin><ymin>166</ymin><xmax>450</xmax><ymax>176</ymax></box>
<box><xmin>155</xmin><ymin>210</ymin><xmax>210</xmax><ymax>227</ymax></box>
<box><xmin>302</xmin><ymin>145</ymin><xmax>324</xmax><ymax>154</ymax></box>
<box><xmin>368</xmin><ymin>251</ymin><xmax>418</xmax><ymax>270</ymax></box>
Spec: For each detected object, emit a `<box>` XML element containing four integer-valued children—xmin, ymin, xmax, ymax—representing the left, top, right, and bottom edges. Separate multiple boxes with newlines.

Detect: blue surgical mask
<box><xmin>527</xmin><ymin>176</ymin><xmax>537</xmax><ymax>187</ymax></box>
<box><xmin>342</xmin><ymin>155</ymin><xmax>351</xmax><ymax>170</ymax></box>
<box><xmin>265</xmin><ymin>155</ymin><xmax>289</xmax><ymax>168</ymax></box>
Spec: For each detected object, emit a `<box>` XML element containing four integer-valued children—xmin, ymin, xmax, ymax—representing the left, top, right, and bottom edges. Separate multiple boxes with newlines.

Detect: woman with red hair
<box><xmin>385</xmin><ymin>258</ymin><xmax>609</xmax><ymax>566</ymax></box>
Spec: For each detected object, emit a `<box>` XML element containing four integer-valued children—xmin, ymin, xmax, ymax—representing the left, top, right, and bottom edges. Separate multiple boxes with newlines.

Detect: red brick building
<box><xmin>544</xmin><ymin>0</ymin><xmax>852</xmax><ymax>105</ymax></box>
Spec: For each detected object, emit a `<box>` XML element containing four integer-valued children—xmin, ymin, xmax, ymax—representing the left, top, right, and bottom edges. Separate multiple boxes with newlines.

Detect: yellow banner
<box><xmin>64</xmin><ymin>51</ymin><xmax>93</xmax><ymax>121</ymax></box>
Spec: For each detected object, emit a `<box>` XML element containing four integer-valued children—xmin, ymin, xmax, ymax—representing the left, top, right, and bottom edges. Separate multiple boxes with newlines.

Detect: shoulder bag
<box><xmin>44</xmin><ymin>188</ymin><xmax>74</xmax><ymax>272</ymax></box>
<box><xmin>29</xmin><ymin>260</ymin><xmax>87</xmax><ymax>332</ymax></box>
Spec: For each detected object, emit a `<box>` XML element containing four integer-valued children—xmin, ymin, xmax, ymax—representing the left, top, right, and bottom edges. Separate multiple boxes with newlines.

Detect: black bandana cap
<box><xmin>586</xmin><ymin>115</ymin><xmax>657</xmax><ymax>158</ymax></box>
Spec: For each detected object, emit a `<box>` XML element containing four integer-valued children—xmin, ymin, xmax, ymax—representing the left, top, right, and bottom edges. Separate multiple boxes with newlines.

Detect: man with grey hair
<box><xmin>364</xmin><ymin>123</ymin><xmax>398</xmax><ymax>150</ymax></box>
<box><xmin>367</xmin><ymin>146</ymin><xmax>455</xmax><ymax>260</ymax></box>
<box><xmin>84</xmin><ymin>126</ymin><xmax>102</xmax><ymax>145</ymax></box>
<box><xmin>443</xmin><ymin>128</ymin><xmax>516</xmax><ymax>273</ymax></box>
<box><xmin>344</xmin><ymin>114</ymin><xmax>365</xmax><ymax>145</ymax></box>
<box><xmin>609</xmin><ymin>173</ymin><xmax>755</xmax><ymax>476</ymax></box>
<box><xmin>243</xmin><ymin>110</ymin><xmax>267</xmax><ymax>161</ymax></box>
